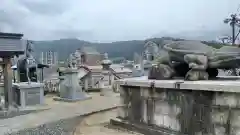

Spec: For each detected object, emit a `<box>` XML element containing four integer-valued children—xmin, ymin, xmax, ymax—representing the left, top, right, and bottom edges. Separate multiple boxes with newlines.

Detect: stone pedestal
<box><xmin>55</xmin><ymin>68</ymin><xmax>90</xmax><ymax>102</ymax></box>
<box><xmin>12</xmin><ymin>82</ymin><xmax>44</xmax><ymax>108</ymax></box>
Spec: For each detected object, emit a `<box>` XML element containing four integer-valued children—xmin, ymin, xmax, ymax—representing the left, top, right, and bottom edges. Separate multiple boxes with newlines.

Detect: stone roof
<box><xmin>0</xmin><ymin>32</ymin><xmax>25</xmax><ymax>56</ymax></box>
<box><xmin>0</xmin><ymin>32</ymin><xmax>23</xmax><ymax>39</ymax></box>
<box><xmin>111</xmin><ymin>67</ymin><xmax>132</xmax><ymax>73</ymax></box>
<box><xmin>80</xmin><ymin>64</ymin><xmax>132</xmax><ymax>74</ymax></box>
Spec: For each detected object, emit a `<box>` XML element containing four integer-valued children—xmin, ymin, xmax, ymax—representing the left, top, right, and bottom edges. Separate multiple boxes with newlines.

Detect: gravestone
<box><xmin>55</xmin><ymin>68</ymin><xmax>90</xmax><ymax>102</ymax></box>
<box><xmin>12</xmin><ymin>82</ymin><xmax>44</xmax><ymax>108</ymax></box>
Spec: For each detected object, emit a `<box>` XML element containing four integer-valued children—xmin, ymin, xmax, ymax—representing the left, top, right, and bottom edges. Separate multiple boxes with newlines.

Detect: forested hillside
<box><xmin>33</xmin><ymin>37</ymin><xmax>228</xmax><ymax>61</ymax></box>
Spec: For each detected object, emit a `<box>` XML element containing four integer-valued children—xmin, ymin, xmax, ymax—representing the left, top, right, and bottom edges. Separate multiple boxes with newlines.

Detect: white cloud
<box><xmin>0</xmin><ymin>0</ymin><xmax>239</xmax><ymax>42</ymax></box>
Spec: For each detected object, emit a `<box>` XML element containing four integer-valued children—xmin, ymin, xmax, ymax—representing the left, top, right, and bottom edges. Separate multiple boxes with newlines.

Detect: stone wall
<box><xmin>118</xmin><ymin>86</ymin><xmax>240</xmax><ymax>135</ymax></box>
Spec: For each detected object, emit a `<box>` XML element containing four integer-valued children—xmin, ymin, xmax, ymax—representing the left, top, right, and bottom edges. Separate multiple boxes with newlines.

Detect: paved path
<box><xmin>0</xmin><ymin>93</ymin><xmax>120</xmax><ymax>134</ymax></box>
<box><xmin>74</xmin><ymin>108</ymin><xmax>142</xmax><ymax>135</ymax></box>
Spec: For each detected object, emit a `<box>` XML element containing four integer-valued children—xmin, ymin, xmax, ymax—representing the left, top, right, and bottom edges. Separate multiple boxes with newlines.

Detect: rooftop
<box><xmin>83</xmin><ymin>64</ymin><xmax>132</xmax><ymax>74</ymax></box>
<box><xmin>0</xmin><ymin>32</ymin><xmax>23</xmax><ymax>39</ymax></box>
<box><xmin>112</xmin><ymin>67</ymin><xmax>132</xmax><ymax>73</ymax></box>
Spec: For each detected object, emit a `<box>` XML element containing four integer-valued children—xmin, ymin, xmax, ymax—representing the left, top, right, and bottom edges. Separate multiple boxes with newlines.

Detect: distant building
<box><xmin>80</xmin><ymin>47</ymin><xmax>104</xmax><ymax>66</ymax></box>
<box><xmin>40</xmin><ymin>51</ymin><xmax>58</xmax><ymax>66</ymax></box>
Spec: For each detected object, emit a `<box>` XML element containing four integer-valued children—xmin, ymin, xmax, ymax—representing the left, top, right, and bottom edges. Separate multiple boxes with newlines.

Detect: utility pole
<box><xmin>223</xmin><ymin>13</ymin><xmax>240</xmax><ymax>76</ymax></box>
<box><xmin>224</xmin><ymin>14</ymin><xmax>240</xmax><ymax>45</ymax></box>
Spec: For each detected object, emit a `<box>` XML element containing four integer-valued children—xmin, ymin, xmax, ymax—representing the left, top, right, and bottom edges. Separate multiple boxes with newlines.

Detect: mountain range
<box><xmin>32</xmin><ymin>29</ymin><xmax>231</xmax><ymax>61</ymax></box>
<box><xmin>33</xmin><ymin>38</ymin><xmax>146</xmax><ymax>61</ymax></box>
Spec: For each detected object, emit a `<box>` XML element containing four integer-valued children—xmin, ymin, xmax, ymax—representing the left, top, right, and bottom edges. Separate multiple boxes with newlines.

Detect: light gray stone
<box><xmin>115</xmin><ymin>77</ymin><xmax>240</xmax><ymax>135</ymax></box>
<box><xmin>211</xmin><ymin>110</ymin><xmax>229</xmax><ymax>125</ymax></box>
<box><xmin>55</xmin><ymin>69</ymin><xmax>90</xmax><ymax>102</ymax></box>
<box><xmin>213</xmin><ymin>93</ymin><xmax>238</xmax><ymax>107</ymax></box>
<box><xmin>12</xmin><ymin>82</ymin><xmax>44</xmax><ymax>108</ymax></box>
<box><xmin>117</xmin><ymin>76</ymin><xmax>240</xmax><ymax>93</ymax></box>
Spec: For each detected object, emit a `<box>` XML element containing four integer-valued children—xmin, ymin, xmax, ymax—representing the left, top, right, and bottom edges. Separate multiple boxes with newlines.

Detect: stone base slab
<box><xmin>110</xmin><ymin>118</ymin><xmax>177</xmax><ymax>135</ymax></box>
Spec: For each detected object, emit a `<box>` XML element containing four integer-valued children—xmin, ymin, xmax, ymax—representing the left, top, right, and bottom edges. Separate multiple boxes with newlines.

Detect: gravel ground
<box><xmin>0</xmin><ymin>93</ymin><xmax>121</xmax><ymax>135</ymax></box>
<box><xmin>73</xmin><ymin>109</ymin><xmax>142</xmax><ymax>135</ymax></box>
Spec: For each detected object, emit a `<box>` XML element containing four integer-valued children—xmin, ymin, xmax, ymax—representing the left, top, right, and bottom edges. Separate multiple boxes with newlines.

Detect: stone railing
<box><xmin>112</xmin><ymin>76</ymin><xmax>240</xmax><ymax>135</ymax></box>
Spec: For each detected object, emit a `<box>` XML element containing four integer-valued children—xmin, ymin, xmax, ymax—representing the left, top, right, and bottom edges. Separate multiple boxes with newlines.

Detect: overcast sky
<box><xmin>0</xmin><ymin>0</ymin><xmax>239</xmax><ymax>42</ymax></box>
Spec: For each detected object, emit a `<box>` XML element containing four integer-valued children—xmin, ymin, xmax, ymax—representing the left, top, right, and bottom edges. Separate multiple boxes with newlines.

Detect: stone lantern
<box><xmin>100</xmin><ymin>53</ymin><xmax>113</xmax><ymax>95</ymax></box>
<box><xmin>101</xmin><ymin>53</ymin><xmax>112</xmax><ymax>70</ymax></box>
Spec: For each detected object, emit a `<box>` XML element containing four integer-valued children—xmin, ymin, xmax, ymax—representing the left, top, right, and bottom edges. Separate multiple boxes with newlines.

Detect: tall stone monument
<box><xmin>14</xmin><ymin>40</ymin><xmax>45</xmax><ymax>108</ymax></box>
<box><xmin>74</xmin><ymin>49</ymin><xmax>81</xmax><ymax>68</ymax></box>
<box><xmin>100</xmin><ymin>53</ymin><xmax>113</xmax><ymax>96</ymax></box>
<box><xmin>55</xmin><ymin>53</ymin><xmax>90</xmax><ymax>101</ymax></box>
<box><xmin>101</xmin><ymin>53</ymin><xmax>112</xmax><ymax>70</ymax></box>
<box><xmin>68</xmin><ymin>53</ymin><xmax>77</xmax><ymax>69</ymax></box>
<box><xmin>0</xmin><ymin>32</ymin><xmax>25</xmax><ymax>111</ymax></box>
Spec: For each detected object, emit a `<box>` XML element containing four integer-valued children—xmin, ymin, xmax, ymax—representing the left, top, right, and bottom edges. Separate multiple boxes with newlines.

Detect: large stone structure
<box><xmin>13</xmin><ymin>41</ymin><xmax>46</xmax><ymax>108</ymax></box>
<box><xmin>12</xmin><ymin>82</ymin><xmax>44</xmax><ymax>108</ymax></box>
<box><xmin>111</xmin><ymin>76</ymin><xmax>240</xmax><ymax>135</ymax></box>
<box><xmin>56</xmin><ymin>68</ymin><xmax>90</xmax><ymax>102</ymax></box>
<box><xmin>149</xmin><ymin>40</ymin><xmax>240</xmax><ymax>81</ymax></box>
<box><xmin>0</xmin><ymin>32</ymin><xmax>25</xmax><ymax>110</ymax></box>
<box><xmin>80</xmin><ymin>47</ymin><xmax>104</xmax><ymax>66</ymax></box>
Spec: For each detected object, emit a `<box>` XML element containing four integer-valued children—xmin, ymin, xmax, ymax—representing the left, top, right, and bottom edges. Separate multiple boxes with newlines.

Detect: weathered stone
<box><xmin>55</xmin><ymin>69</ymin><xmax>90</xmax><ymax>102</ymax></box>
<box><xmin>148</xmin><ymin>64</ymin><xmax>174</xmax><ymax>80</ymax></box>
<box><xmin>184</xmin><ymin>54</ymin><xmax>208</xmax><ymax>69</ymax></box>
<box><xmin>230</xmin><ymin>110</ymin><xmax>240</xmax><ymax>128</ymax></box>
<box><xmin>213</xmin><ymin>126</ymin><xmax>226</xmax><ymax>135</ymax></box>
<box><xmin>149</xmin><ymin>40</ymin><xmax>240</xmax><ymax>80</ymax></box>
<box><xmin>213</xmin><ymin>93</ymin><xmax>238</xmax><ymax>107</ymax></box>
<box><xmin>117</xmin><ymin>87</ymin><xmax>128</xmax><ymax>119</ymax></box>
<box><xmin>231</xmin><ymin>127</ymin><xmax>240</xmax><ymax>135</ymax></box>
<box><xmin>154</xmin><ymin>115</ymin><xmax>180</xmax><ymax>131</ymax></box>
<box><xmin>211</xmin><ymin>110</ymin><xmax>229</xmax><ymax>125</ymax></box>
<box><xmin>114</xmin><ymin>77</ymin><xmax>240</xmax><ymax>135</ymax></box>
<box><xmin>141</xmin><ymin>100</ymin><xmax>148</xmax><ymax>124</ymax></box>
<box><xmin>185</xmin><ymin>69</ymin><xmax>209</xmax><ymax>81</ymax></box>
<box><xmin>12</xmin><ymin>82</ymin><xmax>44</xmax><ymax>108</ymax></box>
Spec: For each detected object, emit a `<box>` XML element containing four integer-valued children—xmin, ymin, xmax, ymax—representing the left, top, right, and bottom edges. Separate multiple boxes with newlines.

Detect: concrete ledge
<box><xmin>110</xmin><ymin>118</ymin><xmax>178</xmax><ymax>135</ymax></box>
<box><xmin>116</xmin><ymin>76</ymin><xmax>240</xmax><ymax>93</ymax></box>
<box><xmin>13</xmin><ymin>82</ymin><xmax>44</xmax><ymax>89</ymax></box>
<box><xmin>0</xmin><ymin>106</ymin><xmax>50</xmax><ymax>119</ymax></box>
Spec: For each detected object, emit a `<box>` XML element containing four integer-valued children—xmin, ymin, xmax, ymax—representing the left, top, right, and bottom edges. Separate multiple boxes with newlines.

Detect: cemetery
<box><xmin>0</xmin><ymin>32</ymin><xmax>123</xmax><ymax>135</ymax></box>
<box><xmin>2</xmin><ymin>32</ymin><xmax>240</xmax><ymax>135</ymax></box>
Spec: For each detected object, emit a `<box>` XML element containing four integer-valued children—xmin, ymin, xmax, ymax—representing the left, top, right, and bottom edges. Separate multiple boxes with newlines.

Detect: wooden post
<box><xmin>3</xmin><ymin>57</ymin><xmax>13</xmax><ymax>109</ymax></box>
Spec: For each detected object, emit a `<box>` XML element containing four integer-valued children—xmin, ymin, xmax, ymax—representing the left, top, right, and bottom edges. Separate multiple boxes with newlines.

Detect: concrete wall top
<box><xmin>13</xmin><ymin>82</ymin><xmax>43</xmax><ymax>89</ymax></box>
<box><xmin>116</xmin><ymin>76</ymin><xmax>240</xmax><ymax>93</ymax></box>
